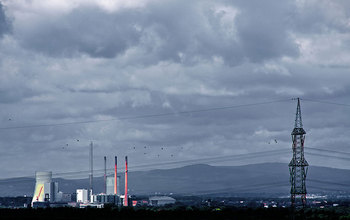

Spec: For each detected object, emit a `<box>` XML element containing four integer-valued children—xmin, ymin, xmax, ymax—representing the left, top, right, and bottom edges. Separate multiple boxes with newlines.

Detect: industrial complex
<box><xmin>28</xmin><ymin>98</ymin><xmax>308</xmax><ymax>209</ymax></box>
<box><xmin>31</xmin><ymin>150</ymin><xmax>175</xmax><ymax>208</ymax></box>
<box><xmin>31</xmin><ymin>152</ymin><xmax>131</xmax><ymax>208</ymax></box>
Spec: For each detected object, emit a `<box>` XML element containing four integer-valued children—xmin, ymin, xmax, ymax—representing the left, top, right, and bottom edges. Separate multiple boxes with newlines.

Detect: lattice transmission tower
<box><xmin>289</xmin><ymin>98</ymin><xmax>309</xmax><ymax>208</ymax></box>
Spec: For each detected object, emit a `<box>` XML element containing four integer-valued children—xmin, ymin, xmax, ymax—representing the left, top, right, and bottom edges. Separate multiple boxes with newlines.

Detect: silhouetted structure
<box><xmin>104</xmin><ymin>156</ymin><xmax>107</xmax><ymax>194</ymax></box>
<box><xmin>289</xmin><ymin>98</ymin><xmax>308</xmax><ymax>208</ymax></box>
<box><xmin>89</xmin><ymin>142</ymin><xmax>93</xmax><ymax>201</ymax></box>
<box><xmin>124</xmin><ymin>156</ymin><xmax>128</xmax><ymax>206</ymax></box>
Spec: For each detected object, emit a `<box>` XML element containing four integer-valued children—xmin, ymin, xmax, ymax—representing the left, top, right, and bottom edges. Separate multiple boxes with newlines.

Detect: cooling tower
<box><xmin>31</xmin><ymin>171</ymin><xmax>52</xmax><ymax>204</ymax></box>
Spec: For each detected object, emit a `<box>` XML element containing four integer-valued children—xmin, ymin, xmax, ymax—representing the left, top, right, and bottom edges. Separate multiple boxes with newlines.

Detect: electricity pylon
<box><xmin>289</xmin><ymin>98</ymin><xmax>308</xmax><ymax>208</ymax></box>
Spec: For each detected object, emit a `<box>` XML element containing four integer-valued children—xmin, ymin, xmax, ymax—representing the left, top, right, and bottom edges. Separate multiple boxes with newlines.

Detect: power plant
<box><xmin>31</xmin><ymin>140</ymin><xmax>130</xmax><ymax>208</ymax></box>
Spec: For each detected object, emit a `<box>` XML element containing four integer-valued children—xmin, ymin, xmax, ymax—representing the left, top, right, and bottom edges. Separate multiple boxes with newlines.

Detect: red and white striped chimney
<box><xmin>124</xmin><ymin>156</ymin><xmax>128</xmax><ymax>206</ymax></box>
<box><xmin>114</xmin><ymin>156</ymin><xmax>117</xmax><ymax>195</ymax></box>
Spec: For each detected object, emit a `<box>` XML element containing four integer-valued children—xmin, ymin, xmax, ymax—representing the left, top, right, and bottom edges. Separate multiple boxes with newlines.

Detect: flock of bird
<box><xmin>61</xmin><ymin>139</ymin><xmax>181</xmax><ymax>158</ymax></box>
<box><xmin>6</xmin><ymin>117</ymin><xmax>279</xmax><ymax>158</ymax></box>
<box><xmin>60</xmin><ymin>137</ymin><xmax>279</xmax><ymax>160</ymax></box>
<box><xmin>268</xmin><ymin>139</ymin><xmax>278</xmax><ymax>144</ymax></box>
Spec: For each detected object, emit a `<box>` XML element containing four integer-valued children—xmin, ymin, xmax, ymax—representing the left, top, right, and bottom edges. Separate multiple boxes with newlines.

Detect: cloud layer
<box><xmin>0</xmin><ymin>2</ymin><xmax>10</xmax><ymax>37</ymax></box>
<box><xmin>0</xmin><ymin>0</ymin><xmax>350</xmax><ymax>179</ymax></box>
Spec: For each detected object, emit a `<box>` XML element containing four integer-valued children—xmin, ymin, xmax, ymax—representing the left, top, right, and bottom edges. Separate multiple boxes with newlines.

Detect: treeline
<box><xmin>0</xmin><ymin>196</ymin><xmax>31</xmax><ymax>207</ymax></box>
<box><xmin>0</xmin><ymin>207</ymin><xmax>350</xmax><ymax>220</ymax></box>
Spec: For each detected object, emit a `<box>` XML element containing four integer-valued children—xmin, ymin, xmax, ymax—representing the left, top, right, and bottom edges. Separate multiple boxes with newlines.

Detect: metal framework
<box><xmin>104</xmin><ymin>156</ymin><xmax>107</xmax><ymax>194</ymax></box>
<box><xmin>89</xmin><ymin>142</ymin><xmax>93</xmax><ymax>201</ymax></box>
<box><xmin>289</xmin><ymin>98</ymin><xmax>308</xmax><ymax>208</ymax></box>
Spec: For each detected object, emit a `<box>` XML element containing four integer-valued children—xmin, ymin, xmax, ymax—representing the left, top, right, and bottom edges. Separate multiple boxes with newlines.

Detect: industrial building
<box><xmin>149</xmin><ymin>196</ymin><xmax>176</xmax><ymax>206</ymax></box>
<box><xmin>106</xmin><ymin>176</ymin><xmax>120</xmax><ymax>195</ymax></box>
<box><xmin>76</xmin><ymin>189</ymin><xmax>88</xmax><ymax>203</ymax></box>
<box><xmin>91</xmin><ymin>194</ymin><xmax>121</xmax><ymax>205</ymax></box>
<box><xmin>31</xmin><ymin>171</ymin><xmax>75</xmax><ymax>208</ymax></box>
<box><xmin>32</xmin><ymin>171</ymin><xmax>59</xmax><ymax>205</ymax></box>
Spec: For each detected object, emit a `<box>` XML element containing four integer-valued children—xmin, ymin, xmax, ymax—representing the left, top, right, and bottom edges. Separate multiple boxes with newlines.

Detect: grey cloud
<box><xmin>12</xmin><ymin>0</ymin><xmax>350</xmax><ymax>67</ymax></box>
<box><xmin>0</xmin><ymin>88</ymin><xmax>36</xmax><ymax>104</ymax></box>
<box><xmin>0</xmin><ymin>1</ymin><xmax>11</xmax><ymax>37</ymax></box>
<box><xmin>0</xmin><ymin>0</ymin><xmax>350</xmax><ymax>178</ymax></box>
<box><xmin>234</xmin><ymin>0</ymin><xmax>299</xmax><ymax>62</ymax></box>
<box><xmin>17</xmin><ymin>6</ymin><xmax>141</xmax><ymax>58</ymax></box>
<box><xmin>293</xmin><ymin>0</ymin><xmax>350</xmax><ymax>34</ymax></box>
<box><xmin>14</xmin><ymin>0</ymin><xmax>301</xmax><ymax>65</ymax></box>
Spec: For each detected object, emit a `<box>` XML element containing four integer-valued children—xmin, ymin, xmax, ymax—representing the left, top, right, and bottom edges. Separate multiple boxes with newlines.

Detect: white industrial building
<box><xmin>76</xmin><ymin>189</ymin><xmax>89</xmax><ymax>203</ymax></box>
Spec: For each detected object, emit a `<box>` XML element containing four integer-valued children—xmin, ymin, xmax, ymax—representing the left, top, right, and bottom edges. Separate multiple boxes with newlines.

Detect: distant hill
<box><xmin>0</xmin><ymin>163</ymin><xmax>349</xmax><ymax>197</ymax></box>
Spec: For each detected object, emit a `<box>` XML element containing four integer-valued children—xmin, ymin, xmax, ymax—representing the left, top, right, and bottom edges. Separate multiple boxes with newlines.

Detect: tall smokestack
<box><xmin>114</xmin><ymin>156</ymin><xmax>118</xmax><ymax>195</ymax></box>
<box><xmin>89</xmin><ymin>142</ymin><xmax>93</xmax><ymax>201</ymax></box>
<box><xmin>124</xmin><ymin>156</ymin><xmax>128</xmax><ymax>206</ymax></box>
<box><xmin>104</xmin><ymin>156</ymin><xmax>107</xmax><ymax>194</ymax></box>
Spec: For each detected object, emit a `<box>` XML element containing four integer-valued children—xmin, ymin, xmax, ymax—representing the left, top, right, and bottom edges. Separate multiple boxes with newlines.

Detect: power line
<box><xmin>305</xmin><ymin>152</ymin><xmax>350</xmax><ymax>161</ymax></box>
<box><xmin>0</xmin><ymin>149</ymin><xmax>290</xmax><ymax>183</ymax></box>
<box><xmin>308</xmin><ymin>179</ymin><xmax>350</xmax><ymax>188</ymax></box>
<box><xmin>54</xmin><ymin>149</ymin><xmax>290</xmax><ymax>178</ymax></box>
<box><xmin>302</xmin><ymin>98</ymin><xmax>350</xmax><ymax>107</ymax></box>
<box><xmin>0</xmin><ymin>99</ymin><xmax>291</xmax><ymax>131</ymax></box>
<box><xmin>189</xmin><ymin>181</ymin><xmax>289</xmax><ymax>195</ymax></box>
<box><xmin>0</xmin><ymin>148</ymin><xmax>348</xmax><ymax>183</ymax></box>
<box><xmin>307</xmin><ymin>147</ymin><xmax>350</xmax><ymax>156</ymax></box>
<box><xmin>1</xmin><ymin>146</ymin><xmax>349</xmax><ymax>183</ymax></box>
<box><xmin>1</xmin><ymin>98</ymin><xmax>349</xmax><ymax>131</ymax></box>
<box><xmin>307</xmin><ymin>185</ymin><xmax>350</xmax><ymax>192</ymax></box>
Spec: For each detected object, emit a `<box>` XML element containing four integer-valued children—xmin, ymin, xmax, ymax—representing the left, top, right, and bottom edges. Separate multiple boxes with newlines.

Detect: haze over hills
<box><xmin>0</xmin><ymin>163</ymin><xmax>349</xmax><ymax>197</ymax></box>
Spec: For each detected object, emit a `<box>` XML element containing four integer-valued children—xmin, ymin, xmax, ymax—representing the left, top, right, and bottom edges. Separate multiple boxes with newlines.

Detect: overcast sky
<box><xmin>0</xmin><ymin>0</ymin><xmax>350</xmax><ymax>179</ymax></box>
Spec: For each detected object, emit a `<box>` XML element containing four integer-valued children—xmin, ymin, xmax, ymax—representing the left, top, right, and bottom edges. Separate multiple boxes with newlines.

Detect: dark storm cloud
<box><xmin>233</xmin><ymin>0</ymin><xmax>299</xmax><ymax>62</ymax></box>
<box><xmin>0</xmin><ymin>1</ymin><xmax>11</xmax><ymax>37</ymax></box>
<box><xmin>15</xmin><ymin>0</ymin><xmax>300</xmax><ymax>65</ymax></box>
<box><xmin>16</xmin><ymin>6</ymin><xmax>141</xmax><ymax>58</ymax></box>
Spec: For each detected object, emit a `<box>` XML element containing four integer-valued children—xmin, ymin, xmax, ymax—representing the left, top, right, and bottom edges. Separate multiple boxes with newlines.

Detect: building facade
<box><xmin>106</xmin><ymin>176</ymin><xmax>120</xmax><ymax>195</ymax></box>
<box><xmin>76</xmin><ymin>189</ymin><xmax>88</xmax><ymax>203</ymax></box>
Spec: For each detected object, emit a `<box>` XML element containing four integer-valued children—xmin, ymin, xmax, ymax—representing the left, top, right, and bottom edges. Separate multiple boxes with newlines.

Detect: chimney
<box><xmin>89</xmin><ymin>142</ymin><xmax>93</xmax><ymax>201</ymax></box>
<box><xmin>114</xmin><ymin>156</ymin><xmax>118</xmax><ymax>195</ymax></box>
<box><xmin>124</xmin><ymin>156</ymin><xmax>128</xmax><ymax>206</ymax></box>
<box><xmin>104</xmin><ymin>156</ymin><xmax>107</xmax><ymax>194</ymax></box>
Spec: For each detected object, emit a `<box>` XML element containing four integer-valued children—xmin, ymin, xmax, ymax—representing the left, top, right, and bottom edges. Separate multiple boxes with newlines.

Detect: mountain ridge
<box><xmin>0</xmin><ymin>163</ymin><xmax>349</xmax><ymax>197</ymax></box>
